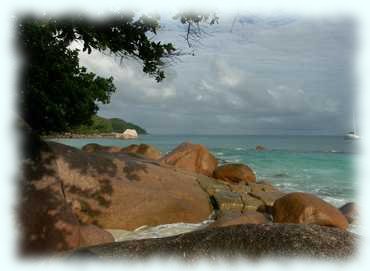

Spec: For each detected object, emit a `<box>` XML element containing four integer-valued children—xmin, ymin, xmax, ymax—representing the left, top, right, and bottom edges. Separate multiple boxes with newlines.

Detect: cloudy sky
<box><xmin>78</xmin><ymin>14</ymin><xmax>356</xmax><ymax>135</ymax></box>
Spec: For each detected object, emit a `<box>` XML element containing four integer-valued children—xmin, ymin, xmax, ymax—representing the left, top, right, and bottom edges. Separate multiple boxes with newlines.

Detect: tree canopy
<box><xmin>18</xmin><ymin>12</ymin><xmax>215</xmax><ymax>133</ymax></box>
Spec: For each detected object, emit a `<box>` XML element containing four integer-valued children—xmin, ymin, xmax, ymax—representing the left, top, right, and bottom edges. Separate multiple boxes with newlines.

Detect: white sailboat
<box><xmin>344</xmin><ymin>111</ymin><xmax>360</xmax><ymax>140</ymax></box>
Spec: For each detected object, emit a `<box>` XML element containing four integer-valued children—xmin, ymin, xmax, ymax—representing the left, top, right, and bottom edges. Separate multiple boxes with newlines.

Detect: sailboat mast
<box><xmin>353</xmin><ymin>110</ymin><xmax>357</xmax><ymax>135</ymax></box>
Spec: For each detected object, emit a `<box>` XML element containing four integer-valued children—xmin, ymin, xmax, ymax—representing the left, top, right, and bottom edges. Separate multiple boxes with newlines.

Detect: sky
<box><xmin>78</xmin><ymin>14</ymin><xmax>356</xmax><ymax>135</ymax></box>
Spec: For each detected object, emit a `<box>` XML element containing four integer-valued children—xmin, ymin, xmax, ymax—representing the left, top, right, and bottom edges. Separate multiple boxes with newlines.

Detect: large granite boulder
<box><xmin>159</xmin><ymin>142</ymin><xmax>218</xmax><ymax>177</ymax></box>
<box><xmin>48</xmin><ymin>142</ymin><xmax>213</xmax><ymax>230</ymax></box>
<box><xmin>213</xmin><ymin>163</ymin><xmax>256</xmax><ymax>184</ymax></box>
<box><xmin>339</xmin><ymin>202</ymin><xmax>358</xmax><ymax>224</ymax></box>
<box><xmin>210</xmin><ymin>211</ymin><xmax>269</xmax><ymax>228</ymax></box>
<box><xmin>69</xmin><ymin>224</ymin><xmax>357</xmax><ymax>259</ymax></box>
<box><xmin>19</xmin><ymin>130</ymin><xmax>80</xmax><ymax>255</ymax></box>
<box><xmin>272</xmin><ymin>192</ymin><xmax>349</xmax><ymax>230</ymax></box>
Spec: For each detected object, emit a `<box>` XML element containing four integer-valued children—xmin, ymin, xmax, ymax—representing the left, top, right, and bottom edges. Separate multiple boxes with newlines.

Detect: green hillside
<box><xmin>71</xmin><ymin>115</ymin><xmax>147</xmax><ymax>134</ymax></box>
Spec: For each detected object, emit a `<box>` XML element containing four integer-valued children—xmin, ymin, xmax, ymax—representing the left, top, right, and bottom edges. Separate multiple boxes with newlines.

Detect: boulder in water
<box><xmin>116</xmin><ymin>129</ymin><xmax>138</xmax><ymax>139</ymax></box>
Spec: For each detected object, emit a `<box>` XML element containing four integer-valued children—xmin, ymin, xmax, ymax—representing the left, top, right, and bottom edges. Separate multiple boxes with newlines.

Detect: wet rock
<box><xmin>249</xmin><ymin>191</ymin><xmax>286</xmax><ymax>208</ymax></box>
<box><xmin>69</xmin><ymin>224</ymin><xmax>357</xmax><ymax>260</ymax></box>
<box><xmin>241</xmin><ymin>193</ymin><xmax>265</xmax><ymax>211</ymax></box>
<box><xmin>255</xmin><ymin>145</ymin><xmax>266</xmax><ymax>151</ymax></box>
<box><xmin>273</xmin><ymin>192</ymin><xmax>349</xmax><ymax>230</ymax></box>
<box><xmin>160</xmin><ymin>142</ymin><xmax>218</xmax><ymax>177</ymax></box>
<box><xmin>229</xmin><ymin>183</ymin><xmax>251</xmax><ymax>194</ymax></box>
<box><xmin>196</xmin><ymin>175</ymin><xmax>231</xmax><ymax>196</ymax></box>
<box><xmin>249</xmin><ymin>182</ymin><xmax>279</xmax><ymax>193</ymax></box>
<box><xmin>273</xmin><ymin>173</ymin><xmax>289</xmax><ymax>178</ymax></box>
<box><xmin>213</xmin><ymin>163</ymin><xmax>256</xmax><ymax>184</ymax></box>
<box><xmin>339</xmin><ymin>202</ymin><xmax>358</xmax><ymax>224</ymax></box>
<box><xmin>213</xmin><ymin>191</ymin><xmax>244</xmax><ymax>212</ymax></box>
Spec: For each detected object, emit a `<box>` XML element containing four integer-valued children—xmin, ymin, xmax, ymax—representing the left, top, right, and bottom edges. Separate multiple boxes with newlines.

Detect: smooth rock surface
<box><xmin>69</xmin><ymin>224</ymin><xmax>357</xmax><ymax>260</ymax></box>
<box><xmin>273</xmin><ymin>192</ymin><xmax>349</xmax><ymax>230</ymax></box>
<box><xmin>48</xmin><ymin>142</ymin><xmax>213</xmax><ymax>230</ymax></box>
<box><xmin>160</xmin><ymin>142</ymin><xmax>218</xmax><ymax>177</ymax></box>
<box><xmin>213</xmin><ymin>163</ymin><xmax>256</xmax><ymax>184</ymax></box>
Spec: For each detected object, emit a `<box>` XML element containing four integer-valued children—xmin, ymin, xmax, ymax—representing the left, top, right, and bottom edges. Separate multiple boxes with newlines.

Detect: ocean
<box><xmin>51</xmin><ymin>134</ymin><xmax>357</xmax><ymax>208</ymax></box>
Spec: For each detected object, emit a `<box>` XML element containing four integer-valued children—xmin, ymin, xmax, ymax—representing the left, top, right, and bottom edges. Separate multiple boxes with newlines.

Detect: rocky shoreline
<box><xmin>19</xmin><ymin>127</ymin><xmax>358</xmax><ymax>259</ymax></box>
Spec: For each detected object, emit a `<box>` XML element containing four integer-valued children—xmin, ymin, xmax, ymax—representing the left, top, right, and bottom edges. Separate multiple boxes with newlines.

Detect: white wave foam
<box><xmin>107</xmin><ymin>213</ymin><xmax>215</xmax><ymax>242</ymax></box>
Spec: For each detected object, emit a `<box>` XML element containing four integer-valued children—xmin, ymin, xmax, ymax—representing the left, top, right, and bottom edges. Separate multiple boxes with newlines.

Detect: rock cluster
<box><xmin>19</xmin><ymin>132</ymin><xmax>356</xmax><ymax>258</ymax></box>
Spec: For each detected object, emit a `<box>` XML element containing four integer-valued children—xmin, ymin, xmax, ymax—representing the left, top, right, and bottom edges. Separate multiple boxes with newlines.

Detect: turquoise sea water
<box><xmin>51</xmin><ymin>135</ymin><xmax>357</xmax><ymax>207</ymax></box>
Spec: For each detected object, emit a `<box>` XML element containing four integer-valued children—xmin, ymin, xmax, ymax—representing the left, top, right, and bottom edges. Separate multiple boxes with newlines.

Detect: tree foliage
<box><xmin>18</xmin><ymin>14</ymin><xmax>176</xmax><ymax>133</ymax></box>
<box><xmin>70</xmin><ymin>115</ymin><xmax>147</xmax><ymax>135</ymax></box>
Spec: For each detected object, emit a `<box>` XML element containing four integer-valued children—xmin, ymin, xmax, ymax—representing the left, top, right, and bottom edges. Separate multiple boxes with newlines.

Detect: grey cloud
<box><xmin>78</xmin><ymin>15</ymin><xmax>355</xmax><ymax>135</ymax></box>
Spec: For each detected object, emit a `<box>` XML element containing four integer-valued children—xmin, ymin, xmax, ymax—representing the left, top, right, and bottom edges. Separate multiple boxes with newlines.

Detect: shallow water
<box><xmin>51</xmin><ymin>134</ymin><xmax>357</xmax><ymax>207</ymax></box>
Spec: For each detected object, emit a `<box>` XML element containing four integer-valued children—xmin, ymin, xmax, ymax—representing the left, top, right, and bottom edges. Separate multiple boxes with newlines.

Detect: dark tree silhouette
<box><xmin>18</xmin><ymin>14</ymin><xmax>176</xmax><ymax>133</ymax></box>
